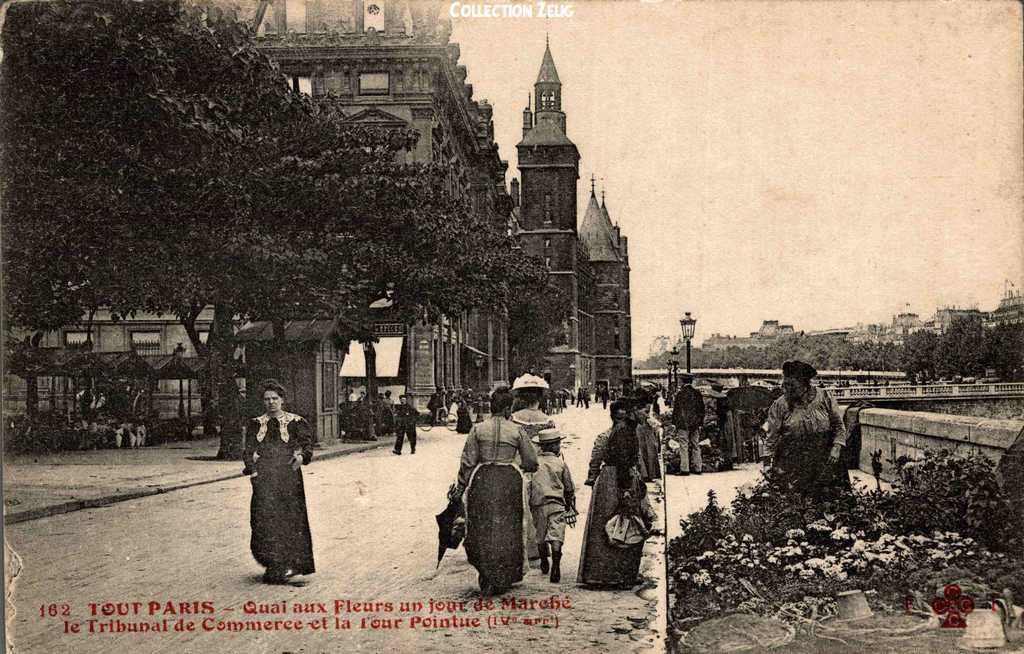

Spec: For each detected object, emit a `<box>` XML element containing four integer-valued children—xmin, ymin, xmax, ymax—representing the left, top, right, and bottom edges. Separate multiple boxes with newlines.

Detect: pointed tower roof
<box><xmin>580</xmin><ymin>189</ymin><xmax>620</xmax><ymax>262</ymax></box>
<box><xmin>536</xmin><ymin>38</ymin><xmax>561</xmax><ymax>84</ymax></box>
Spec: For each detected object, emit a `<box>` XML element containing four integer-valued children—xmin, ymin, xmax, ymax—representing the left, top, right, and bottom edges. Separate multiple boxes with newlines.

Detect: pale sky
<box><xmin>450</xmin><ymin>0</ymin><xmax>1023</xmax><ymax>352</ymax></box>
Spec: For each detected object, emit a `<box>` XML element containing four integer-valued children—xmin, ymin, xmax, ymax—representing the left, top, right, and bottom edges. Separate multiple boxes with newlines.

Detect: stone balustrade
<box><xmin>833</xmin><ymin>382</ymin><xmax>1024</xmax><ymax>402</ymax></box>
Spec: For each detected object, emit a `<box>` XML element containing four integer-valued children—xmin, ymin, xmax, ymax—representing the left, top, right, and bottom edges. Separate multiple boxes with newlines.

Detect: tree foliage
<box><xmin>639</xmin><ymin>319</ymin><xmax>1023</xmax><ymax>381</ymax></box>
<box><xmin>506</xmin><ymin>277</ymin><xmax>572</xmax><ymax>378</ymax></box>
<box><xmin>2</xmin><ymin>0</ymin><xmax>545</xmax><ymax>454</ymax></box>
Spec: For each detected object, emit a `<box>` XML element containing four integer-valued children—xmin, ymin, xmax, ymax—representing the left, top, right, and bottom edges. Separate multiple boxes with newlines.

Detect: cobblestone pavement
<box><xmin>5</xmin><ymin>406</ymin><xmax>664</xmax><ymax>654</ymax></box>
<box><xmin>2</xmin><ymin>435</ymin><xmax>402</xmax><ymax>524</ymax></box>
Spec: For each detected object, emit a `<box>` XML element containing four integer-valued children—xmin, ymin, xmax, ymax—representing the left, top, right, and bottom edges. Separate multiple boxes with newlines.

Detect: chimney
<box><xmin>522</xmin><ymin>94</ymin><xmax>533</xmax><ymax>137</ymax></box>
<box><xmin>510</xmin><ymin>179</ymin><xmax>521</xmax><ymax>207</ymax></box>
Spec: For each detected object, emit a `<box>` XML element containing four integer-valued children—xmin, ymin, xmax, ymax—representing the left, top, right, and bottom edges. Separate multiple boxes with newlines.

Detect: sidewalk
<box><xmin>2</xmin><ymin>430</ymin><xmax>413</xmax><ymax>525</ymax></box>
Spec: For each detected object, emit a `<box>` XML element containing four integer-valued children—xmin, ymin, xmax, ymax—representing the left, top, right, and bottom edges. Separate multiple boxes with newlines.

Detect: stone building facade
<box><xmin>248</xmin><ymin>0</ymin><xmax>512</xmax><ymax>408</ymax></box>
<box><xmin>511</xmin><ymin>42</ymin><xmax>633</xmax><ymax>393</ymax></box>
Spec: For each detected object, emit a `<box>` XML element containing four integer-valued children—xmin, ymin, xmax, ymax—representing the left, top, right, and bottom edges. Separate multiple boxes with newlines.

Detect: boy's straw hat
<box><xmin>533</xmin><ymin>427</ymin><xmax>563</xmax><ymax>444</ymax></box>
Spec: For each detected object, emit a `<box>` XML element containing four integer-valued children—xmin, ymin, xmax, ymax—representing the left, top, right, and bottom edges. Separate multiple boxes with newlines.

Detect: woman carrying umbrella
<box><xmin>242</xmin><ymin>380</ymin><xmax>315</xmax><ymax>584</ymax></box>
<box><xmin>453</xmin><ymin>387</ymin><xmax>538</xmax><ymax>594</ymax></box>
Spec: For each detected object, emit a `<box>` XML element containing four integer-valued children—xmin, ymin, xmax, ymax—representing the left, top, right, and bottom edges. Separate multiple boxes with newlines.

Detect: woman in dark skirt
<box><xmin>456</xmin><ymin>394</ymin><xmax>474</xmax><ymax>434</ymax></box>
<box><xmin>763</xmin><ymin>360</ymin><xmax>851</xmax><ymax>501</ymax></box>
<box><xmin>242</xmin><ymin>380</ymin><xmax>315</xmax><ymax>584</ymax></box>
<box><xmin>578</xmin><ymin>399</ymin><xmax>653</xmax><ymax>587</ymax></box>
<box><xmin>455</xmin><ymin>387</ymin><xmax>538</xmax><ymax>595</ymax></box>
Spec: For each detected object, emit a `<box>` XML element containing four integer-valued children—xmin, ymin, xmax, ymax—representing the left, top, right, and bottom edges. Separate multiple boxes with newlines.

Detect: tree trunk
<box><xmin>209</xmin><ymin>303</ymin><xmax>243</xmax><ymax>460</ymax></box>
<box><xmin>179</xmin><ymin>305</ymin><xmax>216</xmax><ymax>442</ymax></box>
<box><xmin>363</xmin><ymin>340</ymin><xmax>378</xmax><ymax>398</ymax></box>
<box><xmin>25</xmin><ymin>375</ymin><xmax>38</xmax><ymax>418</ymax></box>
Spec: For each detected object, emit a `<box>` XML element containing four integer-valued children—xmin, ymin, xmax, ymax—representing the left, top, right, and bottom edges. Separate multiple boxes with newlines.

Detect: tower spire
<box><xmin>591</xmin><ymin>174</ymin><xmax>596</xmax><ymax>195</ymax></box>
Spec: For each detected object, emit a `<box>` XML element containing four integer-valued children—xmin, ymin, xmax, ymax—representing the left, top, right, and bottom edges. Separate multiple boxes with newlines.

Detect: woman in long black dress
<box><xmin>242</xmin><ymin>380</ymin><xmax>315</xmax><ymax>584</ymax></box>
<box><xmin>578</xmin><ymin>399</ymin><xmax>653</xmax><ymax>587</ymax></box>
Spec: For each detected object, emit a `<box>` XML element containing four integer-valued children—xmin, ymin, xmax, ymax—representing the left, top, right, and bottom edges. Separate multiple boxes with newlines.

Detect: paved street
<box><xmin>5</xmin><ymin>406</ymin><xmax>664</xmax><ymax>654</ymax></box>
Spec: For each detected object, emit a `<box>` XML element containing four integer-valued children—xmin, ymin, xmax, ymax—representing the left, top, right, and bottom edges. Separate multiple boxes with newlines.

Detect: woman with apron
<box><xmin>763</xmin><ymin>360</ymin><xmax>850</xmax><ymax>500</ymax></box>
<box><xmin>454</xmin><ymin>387</ymin><xmax>539</xmax><ymax>594</ymax></box>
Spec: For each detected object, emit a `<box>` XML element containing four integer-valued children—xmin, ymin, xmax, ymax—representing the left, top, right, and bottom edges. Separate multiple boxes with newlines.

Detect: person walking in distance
<box><xmin>672</xmin><ymin>373</ymin><xmax>705</xmax><ymax>475</ymax></box>
<box><xmin>392</xmin><ymin>393</ymin><xmax>419</xmax><ymax>455</ymax></box>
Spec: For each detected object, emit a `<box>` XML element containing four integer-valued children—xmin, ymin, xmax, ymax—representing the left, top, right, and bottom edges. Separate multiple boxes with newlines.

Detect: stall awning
<box><xmin>339</xmin><ymin>337</ymin><xmax>404</xmax><ymax>378</ymax></box>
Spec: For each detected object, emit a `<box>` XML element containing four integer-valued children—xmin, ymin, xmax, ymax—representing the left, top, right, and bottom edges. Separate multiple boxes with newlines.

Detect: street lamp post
<box><xmin>680</xmin><ymin>312</ymin><xmax>697</xmax><ymax>374</ymax></box>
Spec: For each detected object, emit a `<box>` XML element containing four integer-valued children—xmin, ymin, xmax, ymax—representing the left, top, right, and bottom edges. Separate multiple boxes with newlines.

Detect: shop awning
<box><xmin>339</xmin><ymin>337</ymin><xmax>404</xmax><ymax>378</ymax></box>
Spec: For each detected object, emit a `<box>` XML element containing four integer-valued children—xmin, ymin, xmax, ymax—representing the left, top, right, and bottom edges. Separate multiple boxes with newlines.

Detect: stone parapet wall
<box><xmin>854</xmin><ymin>407</ymin><xmax>1024</xmax><ymax>484</ymax></box>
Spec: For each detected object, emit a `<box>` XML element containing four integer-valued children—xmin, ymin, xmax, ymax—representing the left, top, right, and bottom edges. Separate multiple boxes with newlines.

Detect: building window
<box><xmin>197</xmin><ymin>331</ymin><xmax>210</xmax><ymax>345</ymax></box>
<box><xmin>614</xmin><ymin>329</ymin><xmax>621</xmax><ymax>351</ymax></box>
<box><xmin>130</xmin><ymin>331</ymin><xmax>162</xmax><ymax>354</ymax></box>
<box><xmin>359</xmin><ymin>72</ymin><xmax>389</xmax><ymax>95</ymax></box>
<box><xmin>544</xmin><ymin>193</ymin><xmax>552</xmax><ymax>223</ymax></box>
<box><xmin>64</xmin><ymin>331</ymin><xmax>91</xmax><ymax>348</ymax></box>
<box><xmin>545</xmin><ymin>257</ymin><xmax>551</xmax><ymax>268</ymax></box>
<box><xmin>544</xmin><ymin>239</ymin><xmax>551</xmax><ymax>248</ymax></box>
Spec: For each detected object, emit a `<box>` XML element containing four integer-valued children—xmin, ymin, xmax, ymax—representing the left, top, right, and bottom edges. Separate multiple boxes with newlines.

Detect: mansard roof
<box><xmin>580</xmin><ymin>192</ymin><xmax>620</xmax><ymax>262</ymax></box>
<box><xmin>536</xmin><ymin>41</ymin><xmax>561</xmax><ymax>84</ymax></box>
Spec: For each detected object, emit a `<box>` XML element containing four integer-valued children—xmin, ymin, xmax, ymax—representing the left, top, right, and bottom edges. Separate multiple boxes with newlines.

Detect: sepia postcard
<box><xmin>2</xmin><ymin>1</ymin><xmax>1022</xmax><ymax>653</ymax></box>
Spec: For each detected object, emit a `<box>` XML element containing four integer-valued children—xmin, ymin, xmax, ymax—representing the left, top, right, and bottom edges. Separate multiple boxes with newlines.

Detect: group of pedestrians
<box><xmin>238</xmin><ymin>359</ymin><xmax>850</xmax><ymax>590</ymax></box>
<box><xmin>453</xmin><ymin>374</ymin><xmax>659</xmax><ymax>594</ymax></box>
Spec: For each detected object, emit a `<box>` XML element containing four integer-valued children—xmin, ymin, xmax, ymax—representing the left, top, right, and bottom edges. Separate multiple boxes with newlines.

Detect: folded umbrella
<box><xmin>434</xmin><ymin>484</ymin><xmax>466</xmax><ymax>568</ymax></box>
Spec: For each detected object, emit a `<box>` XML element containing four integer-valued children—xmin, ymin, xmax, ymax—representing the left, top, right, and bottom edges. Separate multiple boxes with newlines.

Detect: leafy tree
<box><xmin>2</xmin><ymin>0</ymin><xmax>542</xmax><ymax>456</ymax></box>
<box><xmin>901</xmin><ymin>330</ymin><xmax>939</xmax><ymax>380</ymax></box>
<box><xmin>933</xmin><ymin>315</ymin><xmax>985</xmax><ymax>378</ymax></box>
<box><xmin>507</xmin><ymin>279</ymin><xmax>572</xmax><ymax>379</ymax></box>
<box><xmin>983</xmin><ymin>323</ymin><xmax>1024</xmax><ymax>381</ymax></box>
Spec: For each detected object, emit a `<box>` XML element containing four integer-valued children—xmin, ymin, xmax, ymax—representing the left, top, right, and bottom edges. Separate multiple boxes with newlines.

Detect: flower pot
<box><xmin>959</xmin><ymin>609</ymin><xmax>1006</xmax><ymax>649</ymax></box>
<box><xmin>835</xmin><ymin>589</ymin><xmax>872</xmax><ymax>620</ymax></box>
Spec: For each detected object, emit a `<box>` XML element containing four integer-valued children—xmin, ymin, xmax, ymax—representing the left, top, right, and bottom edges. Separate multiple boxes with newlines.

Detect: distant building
<box><xmin>701</xmin><ymin>320</ymin><xmax>795</xmax><ymax>351</ymax></box>
<box><xmin>986</xmin><ymin>288</ymin><xmax>1024</xmax><ymax>327</ymax></box>
<box><xmin>249</xmin><ymin>0</ymin><xmax>512</xmax><ymax>406</ymax></box>
<box><xmin>929</xmin><ymin>306</ymin><xmax>984</xmax><ymax>334</ymax></box>
<box><xmin>647</xmin><ymin>336</ymin><xmax>671</xmax><ymax>359</ymax></box>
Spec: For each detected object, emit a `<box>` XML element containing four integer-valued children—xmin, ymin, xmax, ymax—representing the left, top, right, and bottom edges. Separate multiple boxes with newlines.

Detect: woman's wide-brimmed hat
<box><xmin>782</xmin><ymin>360</ymin><xmax>817</xmax><ymax>380</ymax></box>
<box><xmin>533</xmin><ymin>427</ymin><xmax>563</xmax><ymax>444</ymax></box>
<box><xmin>512</xmin><ymin>374</ymin><xmax>549</xmax><ymax>391</ymax></box>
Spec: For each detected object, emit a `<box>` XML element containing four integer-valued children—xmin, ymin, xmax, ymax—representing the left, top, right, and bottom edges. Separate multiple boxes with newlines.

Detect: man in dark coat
<box><xmin>672</xmin><ymin>374</ymin><xmax>705</xmax><ymax>475</ymax></box>
<box><xmin>427</xmin><ymin>392</ymin><xmax>442</xmax><ymax>426</ymax></box>
<box><xmin>392</xmin><ymin>393</ymin><xmax>419</xmax><ymax>455</ymax></box>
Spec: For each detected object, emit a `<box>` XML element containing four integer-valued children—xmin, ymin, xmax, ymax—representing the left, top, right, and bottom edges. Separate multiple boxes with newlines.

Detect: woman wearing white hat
<box><xmin>511</xmin><ymin>373</ymin><xmax>554</xmax><ymax>564</ymax></box>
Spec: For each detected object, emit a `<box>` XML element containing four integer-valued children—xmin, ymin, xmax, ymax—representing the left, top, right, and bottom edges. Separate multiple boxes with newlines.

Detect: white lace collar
<box><xmin>254</xmin><ymin>412</ymin><xmax>302</xmax><ymax>443</ymax></box>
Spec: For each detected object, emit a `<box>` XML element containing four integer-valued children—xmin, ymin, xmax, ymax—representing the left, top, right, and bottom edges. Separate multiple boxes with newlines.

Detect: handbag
<box><xmin>605</xmin><ymin>512</ymin><xmax>649</xmax><ymax>548</ymax></box>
